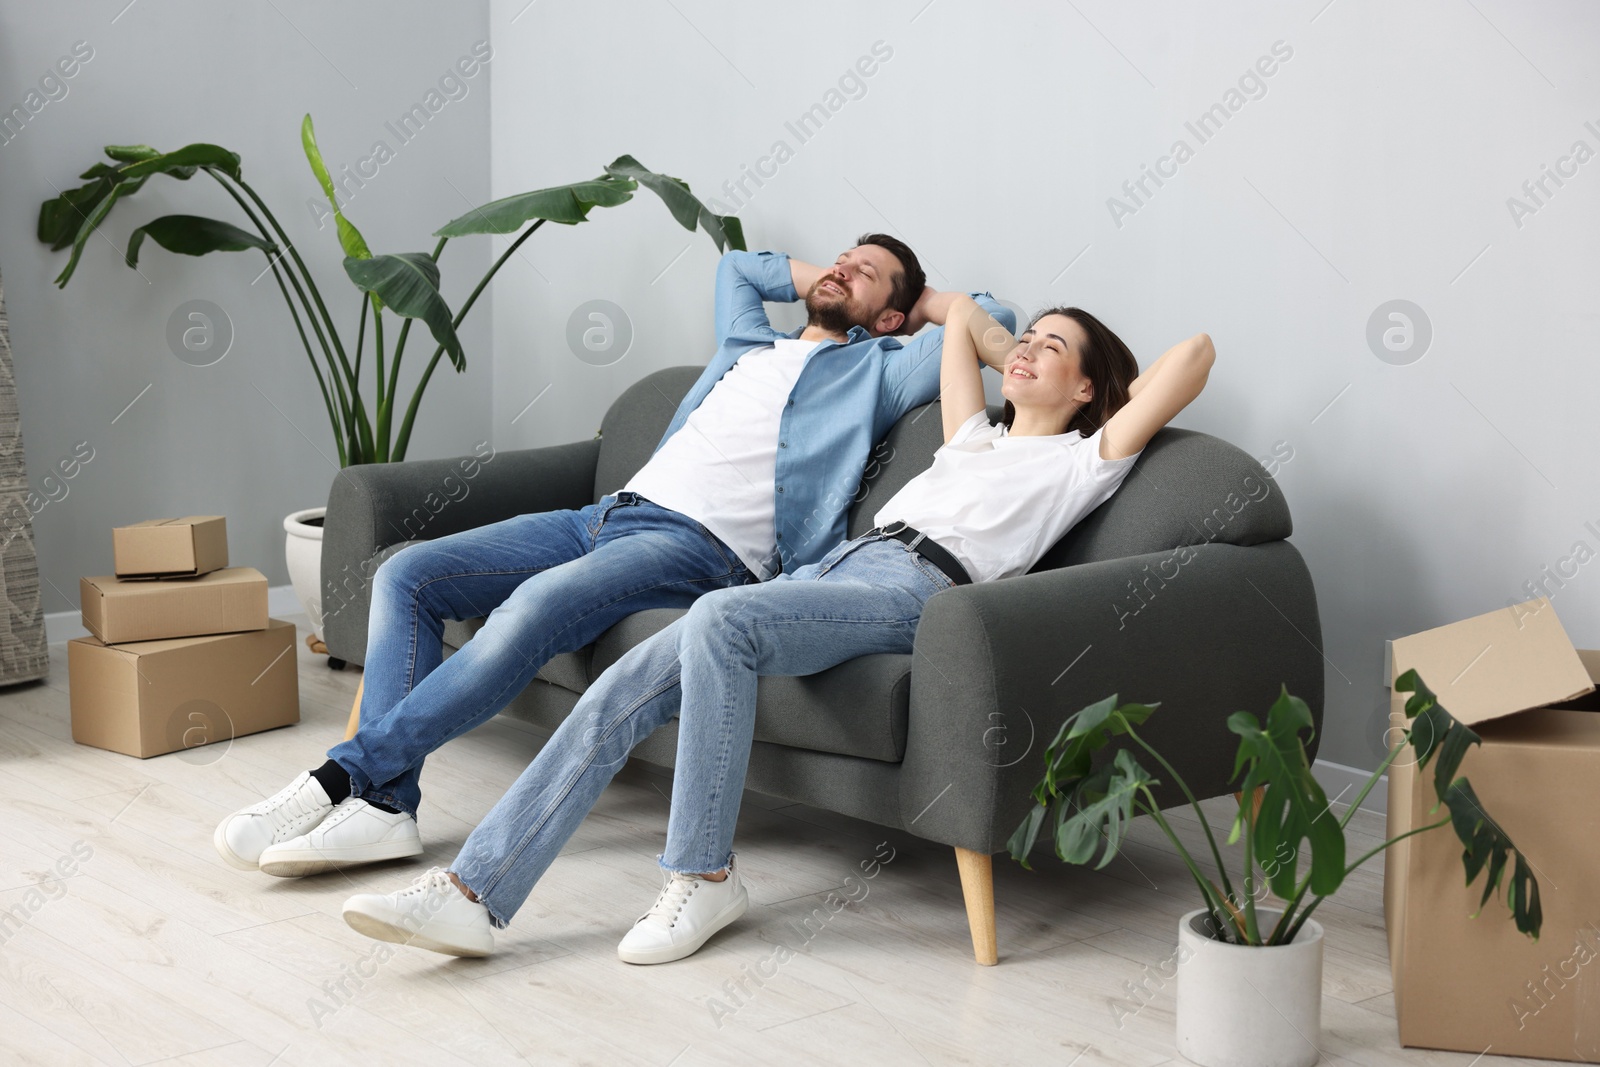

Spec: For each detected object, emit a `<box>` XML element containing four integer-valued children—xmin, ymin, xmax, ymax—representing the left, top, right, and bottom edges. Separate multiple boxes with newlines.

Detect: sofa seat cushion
<box><xmin>588</xmin><ymin>608</ymin><xmax>912</xmax><ymax>763</ymax></box>
<box><xmin>443</xmin><ymin>617</ymin><xmax>592</xmax><ymax>695</ymax></box>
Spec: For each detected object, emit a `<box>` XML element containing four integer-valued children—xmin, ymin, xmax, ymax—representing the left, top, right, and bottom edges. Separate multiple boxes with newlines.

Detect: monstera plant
<box><xmin>1008</xmin><ymin>670</ymin><xmax>1542</xmax><ymax>946</ymax></box>
<box><xmin>1008</xmin><ymin>672</ymin><xmax>1542</xmax><ymax>1067</ymax></box>
<box><xmin>37</xmin><ymin>115</ymin><xmax>744</xmax><ymax>466</ymax></box>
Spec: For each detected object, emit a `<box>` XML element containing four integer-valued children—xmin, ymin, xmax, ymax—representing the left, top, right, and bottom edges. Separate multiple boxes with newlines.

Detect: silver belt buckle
<box><xmin>879</xmin><ymin>520</ymin><xmax>908</xmax><ymax>539</ymax></box>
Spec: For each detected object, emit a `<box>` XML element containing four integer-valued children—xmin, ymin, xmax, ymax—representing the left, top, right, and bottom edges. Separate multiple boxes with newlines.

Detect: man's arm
<box><xmin>713</xmin><ymin>250</ymin><xmax>799</xmax><ymax>346</ymax></box>
<box><xmin>901</xmin><ymin>287</ymin><xmax>960</xmax><ymax>335</ymax></box>
<box><xmin>882</xmin><ymin>291</ymin><xmax>1017</xmax><ymax>417</ymax></box>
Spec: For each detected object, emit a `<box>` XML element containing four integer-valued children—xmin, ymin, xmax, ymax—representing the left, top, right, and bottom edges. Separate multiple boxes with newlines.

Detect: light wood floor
<box><xmin>0</xmin><ymin>615</ymin><xmax>1547</xmax><ymax>1066</ymax></box>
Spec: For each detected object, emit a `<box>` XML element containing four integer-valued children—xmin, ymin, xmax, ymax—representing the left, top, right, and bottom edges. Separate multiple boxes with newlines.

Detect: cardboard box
<box><xmin>67</xmin><ymin>618</ymin><xmax>299</xmax><ymax>758</ymax></box>
<box><xmin>113</xmin><ymin>516</ymin><xmax>229</xmax><ymax>578</ymax></box>
<box><xmin>80</xmin><ymin>567</ymin><xmax>267</xmax><ymax>644</ymax></box>
<box><xmin>1385</xmin><ymin>597</ymin><xmax>1600</xmax><ymax>1062</ymax></box>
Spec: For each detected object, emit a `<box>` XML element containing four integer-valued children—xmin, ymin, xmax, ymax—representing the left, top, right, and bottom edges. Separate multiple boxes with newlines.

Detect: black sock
<box><xmin>310</xmin><ymin>759</ymin><xmax>352</xmax><ymax>804</ymax></box>
<box><xmin>310</xmin><ymin>759</ymin><xmax>406</xmax><ymax>815</ymax></box>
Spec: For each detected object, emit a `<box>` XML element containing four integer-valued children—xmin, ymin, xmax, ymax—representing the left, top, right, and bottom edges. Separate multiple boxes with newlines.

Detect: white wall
<box><xmin>487</xmin><ymin>0</ymin><xmax>1600</xmax><ymax>772</ymax></box>
<box><xmin>0</xmin><ymin>0</ymin><xmax>494</xmax><ymax>599</ymax></box>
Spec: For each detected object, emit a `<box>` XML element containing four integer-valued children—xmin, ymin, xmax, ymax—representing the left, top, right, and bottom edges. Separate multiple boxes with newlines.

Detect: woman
<box><xmin>338</xmin><ymin>295</ymin><xmax>1215</xmax><ymax>962</ymax></box>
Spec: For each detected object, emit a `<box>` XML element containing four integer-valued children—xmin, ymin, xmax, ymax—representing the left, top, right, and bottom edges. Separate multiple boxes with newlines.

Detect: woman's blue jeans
<box><xmin>326</xmin><ymin>492</ymin><xmax>753</xmax><ymax>816</ymax></box>
<box><xmin>450</xmin><ymin>534</ymin><xmax>955</xmax><ymax>929</ymax></box>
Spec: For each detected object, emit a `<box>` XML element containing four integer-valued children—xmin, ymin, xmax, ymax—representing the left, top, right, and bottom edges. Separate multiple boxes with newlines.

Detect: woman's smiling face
<box><xmin>1000</xmin><ymin>312</ymin><xmax>1095</xmax><ymax>415</ymax></box>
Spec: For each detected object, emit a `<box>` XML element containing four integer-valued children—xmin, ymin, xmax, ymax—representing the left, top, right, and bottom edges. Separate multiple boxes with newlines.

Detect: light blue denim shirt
<box><xmin>654</xmin><ymin>250</ymin><xmax>1014</xmax><ymax>575</ymax></box>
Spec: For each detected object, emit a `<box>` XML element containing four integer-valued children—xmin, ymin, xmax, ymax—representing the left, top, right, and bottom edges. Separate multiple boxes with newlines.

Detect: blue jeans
<box><xmin>449</xmin><ymin>534</ymin><xmax>955</xmax><ymax>928</ymax></box>
<box><xmin>327</xmin><ymin>492</ymin><xmax>754</xmax><ymax>816</ymax></box>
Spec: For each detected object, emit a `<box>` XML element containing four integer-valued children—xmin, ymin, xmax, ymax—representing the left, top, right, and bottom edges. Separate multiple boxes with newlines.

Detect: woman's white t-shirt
<box><xmin>872</xmin><ymin>411</ymin><xmax>1142</xmax><ymax>585</ymax></box>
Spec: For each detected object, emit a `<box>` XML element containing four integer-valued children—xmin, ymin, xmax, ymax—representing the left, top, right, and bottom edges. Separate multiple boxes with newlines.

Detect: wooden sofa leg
<box><xmin>343</xmin><ymin>676</ymin><xmax>364</xmax><ymax>741</ymax></box>
<box><xmin>954</xmin><ymin>846</ymin><xmax>998</xmax><ymax>966</ymax></box>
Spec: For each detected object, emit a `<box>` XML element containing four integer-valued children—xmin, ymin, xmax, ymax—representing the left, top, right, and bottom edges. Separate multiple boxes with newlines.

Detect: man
<box><xmin>215</xmin><ymin>234</ymin><xmax>1013</xmax><ymax>876</ymax></box>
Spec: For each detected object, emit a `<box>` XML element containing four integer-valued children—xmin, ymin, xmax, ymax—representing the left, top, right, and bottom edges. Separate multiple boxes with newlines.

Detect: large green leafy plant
<box><xmin>1008</xmin><ymin>671</ymin><xmax>1542</xmax><ymax>946</ymax></box>
<box><xmin>37</xmin><ymin>116</ymin><xmax>744</xmax><ymax>466</ymax></box>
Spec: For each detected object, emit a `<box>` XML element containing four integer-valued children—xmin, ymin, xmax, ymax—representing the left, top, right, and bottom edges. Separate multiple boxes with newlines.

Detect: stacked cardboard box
<box><xmin>68</xmin><ymin>516</ymin><xmax>300</xmax><ymax>758</ymax></box>
<box><xmin>1385</xmin><ymin>596</ymin><xmax>1600</xmax><ymax>1062</ymax></box>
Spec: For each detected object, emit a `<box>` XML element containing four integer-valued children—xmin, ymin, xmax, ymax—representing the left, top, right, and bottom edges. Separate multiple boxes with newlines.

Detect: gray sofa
<box><xmin>322</xmin><ymin>366</ymin><xmax>1324</xmax><ymax>963</ymax></box>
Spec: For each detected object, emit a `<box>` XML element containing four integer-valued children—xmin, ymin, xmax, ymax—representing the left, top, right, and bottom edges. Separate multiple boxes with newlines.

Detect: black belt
<box><xmin>870</xmin><ymin>521</ymin><xmax>971</xmax><ymax>586</ymax></box>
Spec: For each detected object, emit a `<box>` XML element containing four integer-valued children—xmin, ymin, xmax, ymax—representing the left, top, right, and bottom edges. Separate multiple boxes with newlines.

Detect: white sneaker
<box><xmin>214</xmin><ymin>771</ymin><xmax>335</xmax><ymax>871</ymax></box>
<box><xmin>617</xmin><ymin>856</ymin><xmax>749</xmax><ymax>965</ymax></box>
<box><xmin>257</xmin><ymin>797</ymin><xmax>423</xmax><ymax>877</ymax></box>
<box><xmin>342</xmin><ymin>867</ymin><xmax>494</xmax><ymax>957</ymax></box>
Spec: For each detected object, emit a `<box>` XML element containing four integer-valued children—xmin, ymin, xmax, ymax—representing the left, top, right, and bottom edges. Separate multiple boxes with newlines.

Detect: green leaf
<box><xmin>1394</xmin><ymin>668</ymin><xmax>1484</xmax><ymax>813</ymax></box>
<box><xmin>343</xmin><ymin>253</ymin><xmax>463</xmax><ymax>371</ymax></box>
<box><xmin>76</xmin><ymin>161</ymin><xmax>124</xmax><ymax>182</ymax></box>
<box><xmin>40</xmin><ymin>142</ymin><xmax>246</xmax><ymax>284</ymax></box>
<box><xmin>603</xmin><ymin>154</ymin><xmax>745</xmax><ymax>252</ymax></box>
<box><xmin>1229</xmin><ymin>687</ymin><xmax>1345</xmax><ymax>898</ymax></box>
<box><xmin>301</xmin><ymin>115</ymin><xmax>372</xmax><ymax>262</ymax></box>
<box><xmin>39</xmin><ymin>172</ymin><xmax>120</xmax><ymax>250</ymax></box>
<box><xmin>1394</xmin><ymin>670</ymin><xmax>1541</xmax><ymax>940</ymax></box>
<box><xmin>125</xmin><ymin>215</ymin><xmax>275</xmax><ymax>268</ymax></box>
<box><xmin>50</xmin><ymin>176</ymin><xmax>148</xmax><ymax>287</ymax></box>
<box><xmin>1055</xmin><ymin>750</ymin><xmax>1153</xmax><ymax>869</ymax></box>
<box><xmin>1012</xmin><ymin>695</ymin><xmax>1158</xmax><ymax>872</ymax></box>
<box><xmin>1026</xmin><ymin>695</ymin><xmax>1158</xmax><ymax>815</ymax></box>
<box><xmin>719</xmin><ymin>213</ymin><xmax>747</xmax><ymax>253</ymax></box>
<box><xmin>433</xmin><ymin>176</ymin><xmax>637</xmax><ymax>237</ymax></box>
<box><xmin>1444</xmin><ymin>778</ymin><xmax>1542</xmax><ymax>938</ymax></box>
<box><xmin>1006</xmin><ymin>802</ymin><xmax>1047</xmax><ymax>870</ymax></box>
<box><xmin>103</xmin><ymin>144</ymin><xmax>161</xmax><ymax>163</ymax></box>
<box><xmin>119</xmin><ymin>142</ymin><xmax>241</xmax><ymax>182</ymax></box>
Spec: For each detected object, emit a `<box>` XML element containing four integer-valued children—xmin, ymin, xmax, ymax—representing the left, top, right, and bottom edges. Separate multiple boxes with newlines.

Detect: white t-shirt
<box><xmin>873</xmin><ymin>411</ymin><xmax>1141</xmax><ymax>585</ymax></box>
<box><xmin>625</xmin><ymin>338</ymin><xmax>820</xmax><ymax>579</ymax></box>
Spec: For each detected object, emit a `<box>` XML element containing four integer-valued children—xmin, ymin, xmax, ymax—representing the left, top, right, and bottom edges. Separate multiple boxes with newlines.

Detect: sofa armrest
<box><xmin>899</xmin><ymin>539</ymin><xmax>1324</xmax><ymax>853</ymax></box>
<box><xmin>320</xmin><ymin>437</ymin><xmax>603</xmax><ymax>664</ymax></box>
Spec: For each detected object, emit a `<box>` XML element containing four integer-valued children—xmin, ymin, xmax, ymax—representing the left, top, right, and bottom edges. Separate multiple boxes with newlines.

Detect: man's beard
<box><xmin>805</xmin><ymin>287</ymin><xmax>862</xmax><ymax>334</ymax></box>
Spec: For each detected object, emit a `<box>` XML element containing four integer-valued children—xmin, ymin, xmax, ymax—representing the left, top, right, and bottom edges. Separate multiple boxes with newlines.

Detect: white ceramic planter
<box><xmin>283</xmin><ymin>506</ymin><xmax>325</xmax><ymax>640</ymax></box>
<box><xmin>1175</xmin><ymin>907</ymin><xmax>1324</xmax><ymax>1067</ymax></box>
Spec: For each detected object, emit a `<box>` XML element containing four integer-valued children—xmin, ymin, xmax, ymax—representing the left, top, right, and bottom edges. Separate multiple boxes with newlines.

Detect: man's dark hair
<box><xmin>855</xmin><ymin>232</ymin><xmax>925</xmax><ymax>317</ymax></box>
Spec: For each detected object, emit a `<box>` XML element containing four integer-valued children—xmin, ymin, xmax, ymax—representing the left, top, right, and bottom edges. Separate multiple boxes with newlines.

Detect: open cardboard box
<box><xmin>67</xmin><ymin>618</ymin><xmax>299</xmax><ymax>758</ymax></box>
<box><xmin>1385</xmin><ymin>596</ymin><xmax>1600</xmax><ymax>1062</ymax></box>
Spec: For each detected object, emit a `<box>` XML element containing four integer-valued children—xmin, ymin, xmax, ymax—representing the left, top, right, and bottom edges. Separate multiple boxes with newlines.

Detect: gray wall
<box><xmin>487</xmin><ymin>0</ymin><xmax>1600</xmax><ymax>774</ymax></box>
<box><xmin>0</xmin><ymin>1</ymin><xmax>493</xmax><ymax>599</ymax></box>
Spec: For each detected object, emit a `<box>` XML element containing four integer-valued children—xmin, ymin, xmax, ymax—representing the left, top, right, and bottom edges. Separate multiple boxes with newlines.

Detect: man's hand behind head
<box><xmin>900</xmin><ymin>287</ymin><xmax>962</xmax><ymax>334</ymax></box>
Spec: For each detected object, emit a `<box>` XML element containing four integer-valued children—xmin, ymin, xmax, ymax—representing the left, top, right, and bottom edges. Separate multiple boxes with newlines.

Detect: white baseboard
<box><xmin>45</xmin><ymin>583</ymin><xmax>305</xmax><ymax>645</ymax></box>
<box><xmin>1313</xmin><ymin>757</ymin><xmax>1387</xmax><ymax>816</ymax></box>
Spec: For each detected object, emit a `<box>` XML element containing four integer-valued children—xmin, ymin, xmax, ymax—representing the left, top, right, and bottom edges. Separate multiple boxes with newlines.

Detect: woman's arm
<box><xmin>1124</xmin><ymin>343</ymin><xmax>1176</xmax><ymax>400</ymax></box>
<box><xmin>1100</xmin><ymin>333</ymin><xmax>1214</xmax><ymax>461</ymax></box>
<box><xmin>939</xmin><ymin>295</ymin><xmax>1017</xmax><ymax>442</ymax></box>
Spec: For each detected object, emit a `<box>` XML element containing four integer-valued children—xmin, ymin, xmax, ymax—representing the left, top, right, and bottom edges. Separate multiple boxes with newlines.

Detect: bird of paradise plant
<box><xmin>37</xmin><ymin>115</ymin><xmax>743</xmax><ymax>466</ymax></box>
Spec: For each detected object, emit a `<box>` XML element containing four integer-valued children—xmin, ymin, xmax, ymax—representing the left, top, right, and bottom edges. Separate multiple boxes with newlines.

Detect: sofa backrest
<box><xmin>595</xmin><ymin>367</ymin><xmax>1291</xmax><ymax>569</ymax></box>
